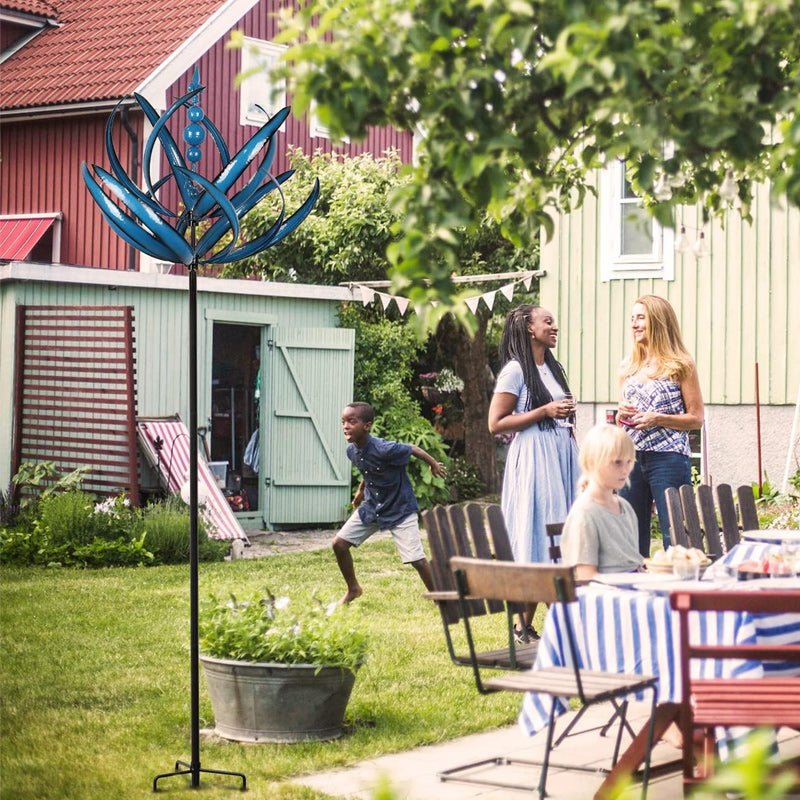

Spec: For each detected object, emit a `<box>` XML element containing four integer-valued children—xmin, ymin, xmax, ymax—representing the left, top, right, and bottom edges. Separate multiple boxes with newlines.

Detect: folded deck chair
<box><xmin>137</xmin><ymin>416</ymin><xmax>249</xmax><ymax>544</ymax></box>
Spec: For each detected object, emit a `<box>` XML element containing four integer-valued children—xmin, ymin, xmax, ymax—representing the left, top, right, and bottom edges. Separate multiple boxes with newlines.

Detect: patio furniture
<box><xmin>665</xmin><ymin>485</ymin><xmax>723</xmax><ymax>558</ymax></box>
<box><xmin>736</xmin><ymin>484</ymin><xmax>760</xmax><ymax>532</ymax></box>
<box><xmin>444</xmin><ymin>557</ymin><xmax>658</xmax><ymax>799</ymax></box>
<box><xmin>715</xmin><ymin>483</ymin><xmax>742</xmax><ymax>551</ymax></box>
<box><xmin>544</xmin><ymin>520</ymin><xmax>636</xmax><ymax>749</ymax></box>
<box><xmin>670</xmin><ymin>588</ymin><xmax>800</xmax><ymax>794</ymax></box>
<box><xmin>137</xmin><ymin>416</ymin><xmax>249</xmax><ymax>543</ymax></box>
<box><xmin>422</xmin><ymin>503</ymin><xmax>537</xmax><ymax>670</ymax></box>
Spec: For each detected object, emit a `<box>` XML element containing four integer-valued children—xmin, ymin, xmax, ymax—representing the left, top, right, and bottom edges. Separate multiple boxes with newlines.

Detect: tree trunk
<box><xmin>440</xmin><ymin>313</ymin><xmax>498</xmax><ymax>494</ymax></box>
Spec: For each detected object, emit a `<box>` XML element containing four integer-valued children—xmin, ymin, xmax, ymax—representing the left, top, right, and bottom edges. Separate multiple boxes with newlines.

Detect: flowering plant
<box><xmin>200</xmin><ymin>589</ymin><xmax>368</xmax><ymax>671</ymax></box>
<box><xmin>418</xmin><ymin>368</ymin><xmax>464</xmax><ymax>393</ymax></box>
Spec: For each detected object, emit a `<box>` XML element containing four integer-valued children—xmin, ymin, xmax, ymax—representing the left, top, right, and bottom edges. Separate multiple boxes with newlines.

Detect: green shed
<box><xmin>0</xmin><ymin>262</ymin><xmax>356</xmax><ymax>529</ymax></box>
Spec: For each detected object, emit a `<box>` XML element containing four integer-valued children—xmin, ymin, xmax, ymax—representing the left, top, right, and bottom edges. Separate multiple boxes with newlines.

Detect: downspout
<box><xmin>120</xmin><ymin>107</ymin><xmax>139</xmax><ymax>271</ymax></box>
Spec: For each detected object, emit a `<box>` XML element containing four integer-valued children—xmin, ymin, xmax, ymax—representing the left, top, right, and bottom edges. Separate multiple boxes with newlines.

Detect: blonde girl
<box><xmin>560</xmin><ymin>424</ymin><xmax>643</xmax><ymax>581</ymax></box>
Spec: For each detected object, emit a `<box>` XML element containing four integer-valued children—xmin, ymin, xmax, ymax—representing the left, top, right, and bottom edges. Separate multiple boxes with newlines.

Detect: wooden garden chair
<box><xmin>670</xmin><ymin>589</ymin><xmax>800</xmax><ymax>795</ymax></box>
<box><xmin>715</xmin><ymin>484</ymin><xmax>742</xmax><ymax>552</ymax></box>
<box><xmin>736</xmin><ymin>484</ymin><xmax>760</xmax><ymax>532</ymax></box>
<box><xmin>441</xmin><ymin>557</ymin><xmax>658</xmax><ymax>799</ymax></box>
<box><xmin>544</xmin><ymin>520</ymin><xmax>636</xmax><ymax>748</ymax></box>
<box><xmin>422</xmin><ymin>503</ymin><xmax>537</xmax><ymax>671</ymax></box>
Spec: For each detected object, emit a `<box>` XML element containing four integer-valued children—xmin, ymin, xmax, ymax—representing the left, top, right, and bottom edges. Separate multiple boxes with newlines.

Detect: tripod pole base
<box><xmin>152</xmin><ymin>760</ymin><xmax>247</xmax><ymax>792</ymax></box>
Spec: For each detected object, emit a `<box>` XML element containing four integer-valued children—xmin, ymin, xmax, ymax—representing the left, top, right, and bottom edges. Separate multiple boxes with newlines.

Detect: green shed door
<box><xmin>265</xmin><ymin>327</ymin><xmax>355</xmax><ymax>525</ymax></box>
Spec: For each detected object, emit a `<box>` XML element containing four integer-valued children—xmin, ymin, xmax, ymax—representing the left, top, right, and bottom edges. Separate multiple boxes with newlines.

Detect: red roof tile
<box><xmin>1</xmin><ymin>0</ymin><xmax>225</xmax><ymax>110</ymax></box>
<box><xmin>1</xmin><ymin>0</ymin><xmax>57</xmax><ymax>16</ymax></box>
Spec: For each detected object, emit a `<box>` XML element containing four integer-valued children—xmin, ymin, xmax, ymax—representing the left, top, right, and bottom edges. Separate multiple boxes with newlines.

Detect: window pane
<box><xmin>620</xmin><ymin>205</ymin><xmax>653</xmax><ymax>256</ymax></box>
<box><xmin>621</xmin><ymin>177</ymin><xmax>638</xmax><ymax>199</ymax></box>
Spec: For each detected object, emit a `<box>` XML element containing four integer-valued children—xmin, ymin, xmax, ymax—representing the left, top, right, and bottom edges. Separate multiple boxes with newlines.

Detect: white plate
<box><xmin>742</xmin><ymin>529</ymin><xmax>800</xmax><ymax>544</ymax></box>
<box><xmin>592</xmin><ymin>572</ymin><xmax>680</xmax><ymax>590</ymax></box>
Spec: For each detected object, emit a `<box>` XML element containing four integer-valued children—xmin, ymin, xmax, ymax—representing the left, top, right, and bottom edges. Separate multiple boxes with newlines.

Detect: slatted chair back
<box><xmin>736</xmin><ymin>484</ymin><xmax>760</xmax><ymax>532</ymax></box>
<box><xmin>695</xmin><ymin>484</ymin><xmax>725</xmax><ymax>560</ymax></box>
<box><xmin>545</xmin><ymin>521</ymin><xmax>564</xmax><ymax>564</ymax></box>
<box><xmin>715</xmin><ymin>483</ymin><xmax>742</xmax><ymax>551</ymax></box>
<box><xmin>665</xmin><ymin>486</ymin><xmax>690</xmax><ymax>548</ymax></box>
<box><xmin>670</xmin><ymin>589</ymin><xmax>800</xmax><ymax>789</ymax></box>
<box><xmin>677</xmin><ymin>484</ymin><xmax>706</xmax><ymax>552</ymax></box>
<box><xmin>422</xmin><ymin>503</ymin><xmax>535</xmax><ymax>670</ymax></box>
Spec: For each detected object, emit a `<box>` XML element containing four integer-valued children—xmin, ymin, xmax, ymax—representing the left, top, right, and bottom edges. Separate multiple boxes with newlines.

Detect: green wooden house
<box><xmin>538</xmin><ymin>161</ymin><xmax>800</xmax><ymax>489</ymax></box>
<box><xmin>0</xmin><ymin>262</ymin><xmax>357</xmax><ymax>528</ymax></box>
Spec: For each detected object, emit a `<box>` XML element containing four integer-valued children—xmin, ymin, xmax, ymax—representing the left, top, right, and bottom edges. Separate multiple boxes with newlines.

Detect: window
<box><xmin>239</xmin><ymin>38</ymin><xmax>286</xmax><ymax>126</ymax></box>
<box><xmin>599</xmin><ymin>160</ymin><xmax>674</xmax><ymax>281</ymax></box>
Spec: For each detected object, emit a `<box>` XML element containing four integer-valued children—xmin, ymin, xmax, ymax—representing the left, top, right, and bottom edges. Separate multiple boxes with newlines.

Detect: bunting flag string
<box><xmin>350</xmin><ymin>270</ymin><xmax>537</xmax><ymax>317</ymax></box>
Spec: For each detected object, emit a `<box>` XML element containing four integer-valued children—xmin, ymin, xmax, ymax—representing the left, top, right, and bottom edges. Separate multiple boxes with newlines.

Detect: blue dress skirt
<box><xmin>500</xmin><ymin>425</ymin><xmax>579</xmax><ymax>564</ymax></box>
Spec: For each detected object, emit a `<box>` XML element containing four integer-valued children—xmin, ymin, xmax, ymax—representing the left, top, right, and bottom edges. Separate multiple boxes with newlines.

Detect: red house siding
<box><xmin>1</xmin><ymin>113</ymin><xmax>143</xmax><ymax>270</ymax></box>
<box><xmin>1</xmin><ymin>4</ymin><xmax>412</xmax><ymax>271</ymax></box>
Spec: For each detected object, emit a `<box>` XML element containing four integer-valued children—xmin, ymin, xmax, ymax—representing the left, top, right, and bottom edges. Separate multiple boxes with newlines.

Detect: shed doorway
<box><xmin>210</xmin><ymin>323</ymin><xmax>262</xmax><ymax>515</ymax></box>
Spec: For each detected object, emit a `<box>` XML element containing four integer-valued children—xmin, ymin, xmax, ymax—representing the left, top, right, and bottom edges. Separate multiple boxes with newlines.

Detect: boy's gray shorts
<box><xmin>336</xmin><ymin>511</ymin><xmax>424</xmax><ymax>563</ymax></box>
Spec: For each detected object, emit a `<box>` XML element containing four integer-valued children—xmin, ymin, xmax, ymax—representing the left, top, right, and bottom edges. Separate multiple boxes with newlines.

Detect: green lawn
<box><xmin>0</xmin><ymin>541</ymin><xmax>519</xmax><ymax>800</ymax></box>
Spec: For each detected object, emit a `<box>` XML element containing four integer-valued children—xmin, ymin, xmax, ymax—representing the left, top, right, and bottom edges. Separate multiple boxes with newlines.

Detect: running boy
<box><xmin>333</xmin><ymin>401</ymin><xmax>446</xmax><ymax>604</ymax></box>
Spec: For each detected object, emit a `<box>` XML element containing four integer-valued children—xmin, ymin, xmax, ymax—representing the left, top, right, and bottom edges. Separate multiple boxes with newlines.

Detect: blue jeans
<box><xmin>620</xmin><ymin>450</ymin><xmax>692</xmax><ymax>556</ymax></box>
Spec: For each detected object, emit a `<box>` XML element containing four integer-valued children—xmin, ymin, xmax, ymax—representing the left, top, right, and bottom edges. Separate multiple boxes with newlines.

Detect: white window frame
<box><xmin>239</xmin><ymin>38</ymin><xmax>287</xmax><ymax>127</ymax></box>
<box><xmin>599</xmin><ymin>159</ymin><xmax>674</xmax><ymax>281</ymax></box>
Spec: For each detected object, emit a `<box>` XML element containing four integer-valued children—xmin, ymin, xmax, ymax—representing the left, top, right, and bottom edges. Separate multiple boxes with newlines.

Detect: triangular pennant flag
<box><xmin>394</xmin><ymin>296</ymin><xmax>410</xmax><ymax>316</ymax></box>
<box><xmin>379</xmin><ymin>292</ymin><xmax>393</xmax><ymax>310</ymax></box>
<box><xmin>359</xmin><ymin>285</ymin><xmax>375</xmax><ymax>305</ymax></box>
<box><xmin>465</xmin><ymin>296</ymin><xmax>481</xmax><ymax>315</ymax></box>
<box><xmin>483</xmin><ymin>290</ymin><xmax>497</xmax><ymax>311</ymax></box>
<box><xmin>522</xmin><ymin>272</ymin><xmax>533</xmax><ymax>290</ymax></box>
<box><xmin>500</xmin><ymin>283</ymin><xmax>515</xmax><ymax>302</ymax></box>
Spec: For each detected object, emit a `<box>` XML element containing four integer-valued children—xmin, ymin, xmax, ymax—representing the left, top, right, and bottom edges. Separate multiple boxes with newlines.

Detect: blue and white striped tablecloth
<box><xmin>519</xmin><ymin>559</ymin><xmax>800</xmax><ymax>756</ymax></box>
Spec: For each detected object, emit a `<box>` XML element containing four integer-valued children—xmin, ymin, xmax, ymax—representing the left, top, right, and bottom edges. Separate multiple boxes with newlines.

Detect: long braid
<box><xmin>498</xmin><ymin>305</ymin><xmax>573</xmax><ymax>431</ymax></box>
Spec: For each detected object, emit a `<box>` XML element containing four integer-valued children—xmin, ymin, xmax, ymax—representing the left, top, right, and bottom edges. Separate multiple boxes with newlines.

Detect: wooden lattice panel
<box><xmin>12</xmin><ymin>305</ymin><xmax>140</xmax><ymax>504</ymax></box>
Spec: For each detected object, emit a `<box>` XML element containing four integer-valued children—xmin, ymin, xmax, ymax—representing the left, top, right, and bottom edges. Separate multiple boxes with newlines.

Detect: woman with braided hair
<box><xmin>488</xmin><ymin>305</ymin><xmax>580</xmax><ymax>630</ymax></box>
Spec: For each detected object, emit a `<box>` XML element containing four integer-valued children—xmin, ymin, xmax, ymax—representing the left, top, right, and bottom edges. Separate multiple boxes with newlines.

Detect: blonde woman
<box><xmin>617</xmin><ymin>295</ymin><xmax>704</xmax><ymax>556</ymax></box>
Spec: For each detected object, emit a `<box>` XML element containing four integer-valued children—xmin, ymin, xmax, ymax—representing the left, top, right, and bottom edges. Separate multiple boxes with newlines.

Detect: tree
<box><xmin>271</xmin><ymin>0</ymin><xmax>800</xmax><ymax>326</ymax></box>
<box><xmin>234</xmin><ymin>148</ymin><xmax>533</xmax><ymax>492</ymax></box>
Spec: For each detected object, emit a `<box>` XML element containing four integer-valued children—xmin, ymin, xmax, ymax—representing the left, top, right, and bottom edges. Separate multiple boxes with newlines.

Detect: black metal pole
<box><xmin>188</xmin><ymin>255</ymin><xmax>201</xmax><ymax>786</ymax></box>
<box><xmin>153</xmin><ymin>221</ymin><xmax>246</xmax><ymax>793</ymax></box>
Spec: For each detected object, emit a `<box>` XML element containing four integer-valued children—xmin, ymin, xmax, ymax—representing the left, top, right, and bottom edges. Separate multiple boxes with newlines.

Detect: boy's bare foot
<box><xmin>340</xmin><ymin>586</ymin><xmax>363</xmax><ymax>605</ymax></box>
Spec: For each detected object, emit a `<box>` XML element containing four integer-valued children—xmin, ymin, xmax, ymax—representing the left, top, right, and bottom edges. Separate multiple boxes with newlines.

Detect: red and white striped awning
<box><xmin>0</xmin><ymin>214</ymin><xmax>61</xmax><ymax>261</ymax></box>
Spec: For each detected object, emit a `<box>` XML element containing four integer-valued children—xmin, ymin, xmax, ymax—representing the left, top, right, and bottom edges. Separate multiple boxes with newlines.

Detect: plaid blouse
<box><xmin>621</xmin><ymin>376</ymin><xmax>691</xmax><ymax>456</ymax></box>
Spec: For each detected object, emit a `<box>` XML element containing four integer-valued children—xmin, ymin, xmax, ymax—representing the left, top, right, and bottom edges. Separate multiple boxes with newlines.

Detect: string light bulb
<box><xmin>691</xmin><ymin>231</ymin><xmax>709</xmax><ymax>258</ymax></box>
<box><xmin>719</xmin><ymin>169</ymin><xmax>738</xmax><ymax>203</ymax></box>
<box><xmin>674</xmin><ymin>225</ymin><xmax>692</xmax><ymax>254</ymax></box>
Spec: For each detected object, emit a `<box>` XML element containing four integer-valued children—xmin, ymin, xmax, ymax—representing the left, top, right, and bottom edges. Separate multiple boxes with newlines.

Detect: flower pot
<box><xmin>200</xmin><ymin>655</ymin><xmax>358</xmax><ymax>743</ymax></box>
<box><xmin>421</xmin><ymin>386</ymin><xmax>446</xmax><ymax>404</ymax></box>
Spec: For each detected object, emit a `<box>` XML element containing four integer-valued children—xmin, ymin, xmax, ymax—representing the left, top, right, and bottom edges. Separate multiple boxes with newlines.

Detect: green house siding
<box><xmin>0</xmin><ymin>264</ymin><xmax>356</xmax><ymax>527</ymax></box>
<box><xmin>540</xmin><ymin>180</ymin><xmax>800</xmax><ymax>407</ymax></box>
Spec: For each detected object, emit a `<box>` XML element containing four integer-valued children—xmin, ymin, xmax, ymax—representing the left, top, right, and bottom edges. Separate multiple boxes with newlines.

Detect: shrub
<box><xmin>37</xmin><ymin>491</ymin><xmax>100</xmax><ymax>547</ymax></box>
<box><xmin>446</xmin><ymin>457</ymin><xmax>486</xmax><ymax>502</ymax></box>
<box><xmin>372</xmin><ymin>390</ymin><xmax>450</xmax><ymax>509</ymax></box>
<box><xmin>200</xmin><ymin>589</ymin><xmax>368</xmax><ymax>671</ymax></box>
<box><xmin>134</xmin><ymin>497</ymin><xmax>228</xmax><ymax>564</ymax></box>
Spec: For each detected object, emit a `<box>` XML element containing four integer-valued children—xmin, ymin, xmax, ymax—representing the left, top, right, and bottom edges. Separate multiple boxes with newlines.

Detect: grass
<box><xmin>0</xmin><ymin>541</ymin><xmax>520</xmax><ymax>800</ymax></box>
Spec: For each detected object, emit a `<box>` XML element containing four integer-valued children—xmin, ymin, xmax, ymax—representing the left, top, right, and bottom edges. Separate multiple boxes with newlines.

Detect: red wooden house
<box><xmin>0</xmin><ymin>0</ymin><xmax>413</xmax><ymax>271</ymax></box>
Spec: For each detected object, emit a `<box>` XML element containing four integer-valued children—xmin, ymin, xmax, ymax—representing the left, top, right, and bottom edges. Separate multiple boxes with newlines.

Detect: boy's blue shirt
<box><xmin>346</xmin><ymin>434</ymin><xmax>418</xmax><ymax>527</ymax></box>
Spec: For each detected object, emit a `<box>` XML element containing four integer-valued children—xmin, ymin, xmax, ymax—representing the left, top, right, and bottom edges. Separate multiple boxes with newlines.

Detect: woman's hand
<box><xmin>616</xmin><ymin>402</ymin><xmax>638</xmax><ymax>426</ymax></box>
<box><xmin>628</xmin><ymin>410</ymin><xmax>661</xmax><ymax>430</ymax></box>
<box><xmin>545</xmin><ymin>399</ymin><xmax>574</xmax><ymax>420</ymax></box>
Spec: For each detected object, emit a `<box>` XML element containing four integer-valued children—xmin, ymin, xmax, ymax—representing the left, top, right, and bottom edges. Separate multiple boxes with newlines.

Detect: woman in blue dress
<box><xmin>488</xmin><ymin>305</ymin><xmax>580</xmax><ymax>632</ymax></box>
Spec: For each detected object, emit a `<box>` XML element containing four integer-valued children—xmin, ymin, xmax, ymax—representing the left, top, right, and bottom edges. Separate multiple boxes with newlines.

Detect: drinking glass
<box><xmin>563</xmin><ymin>392</ymin><xmax>576</xmax><ymax>428</ymax></box>
<box><xmin>673</xmin><ymin>558</ymin><xmax>700</xmax><ymax>581</ymax></box>
<box><xmin>780</xmin><ymin>541</ymin><xmax>799</xmax><ymax>577</ymax></box>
